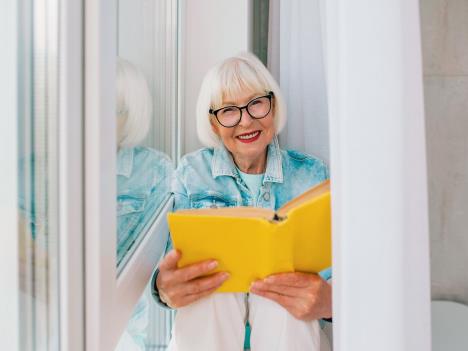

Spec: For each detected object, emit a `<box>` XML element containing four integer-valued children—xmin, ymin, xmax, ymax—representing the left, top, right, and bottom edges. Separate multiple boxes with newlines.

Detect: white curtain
<box><xmin>268</xmin><ymin>4</ymin><xmax>334</xmax><ymax>349</ymax></box>
<box><xmin>269</xmin><ymin>0</ymin><xmax>329</xmax><ymax>164</ymax></box>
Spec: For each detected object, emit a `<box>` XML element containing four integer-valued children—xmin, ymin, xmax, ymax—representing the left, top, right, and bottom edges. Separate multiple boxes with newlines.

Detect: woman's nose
<box><xmin>238</xmin><ymin>107</ymin><xmax>254</xmax><ymax>127</ymax></box>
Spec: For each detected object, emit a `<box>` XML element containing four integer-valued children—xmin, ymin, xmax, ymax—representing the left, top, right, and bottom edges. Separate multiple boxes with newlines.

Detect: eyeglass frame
<box><xmin>208</xmin><ymin>91</ymin><xmax>274</xmax><ymax>128</ymax></box>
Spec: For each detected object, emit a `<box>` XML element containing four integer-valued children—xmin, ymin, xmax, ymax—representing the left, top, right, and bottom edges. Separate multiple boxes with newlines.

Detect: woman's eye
<box><xmin>222</xmin><ymin>107</ymin><xmax>236</xmax><ymax>113</ymax></box>
<box><xmin>250</xmin><ymin>99</ymin><xmax>265</xmax><ymax>106</ymax></box>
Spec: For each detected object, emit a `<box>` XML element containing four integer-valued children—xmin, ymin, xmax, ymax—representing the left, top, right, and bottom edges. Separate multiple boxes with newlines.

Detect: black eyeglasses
<box><xmin>209</xmin><ymin>91</ymin><xmax>274</xmax><ymax>128</ymax></box>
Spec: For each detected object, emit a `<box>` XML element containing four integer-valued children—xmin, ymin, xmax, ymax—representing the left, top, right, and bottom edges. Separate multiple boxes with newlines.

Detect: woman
<box><xmin>152</xmin><ymin>52</ymin><xmax>332</xmax><ymax>351</ymax></box>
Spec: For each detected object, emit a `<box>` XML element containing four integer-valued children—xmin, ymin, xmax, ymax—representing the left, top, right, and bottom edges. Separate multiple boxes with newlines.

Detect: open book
<box><xmin>168</xmin><ymin>180</ymin><xmax>331</xmax><ymax>292</ymax></box>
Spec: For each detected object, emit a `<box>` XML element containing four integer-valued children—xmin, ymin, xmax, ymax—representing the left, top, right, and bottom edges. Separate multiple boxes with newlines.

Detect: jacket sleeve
<box><xmin>150</xmin><ymin>166</ymin><xmax>190</xmax><ymax>309</ymax></box>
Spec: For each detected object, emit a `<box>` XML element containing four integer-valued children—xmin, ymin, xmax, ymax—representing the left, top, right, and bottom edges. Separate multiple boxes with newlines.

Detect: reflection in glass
<box><xmin>116</xmin><ymin>0</ymin><xmax>178</xmax><ymax>349</ymax></box>
<box><xmin>116</xmin><ymin>58</ymin><xmax>173</xmax><ymax>267</ymax></box>
<box><xmin>115</xmin><ymin>297</ymin><xmax>149</xmax><ymax>350</ymax></box>
<box><xmin>18</xmin><ymin>0</ymin><xmax>60</xmax><ymax>348</ymax></box>
<box><xmin>115</xmin><ymin>58</ymin><xmax>173</xmax><ymax>351</ymax></box>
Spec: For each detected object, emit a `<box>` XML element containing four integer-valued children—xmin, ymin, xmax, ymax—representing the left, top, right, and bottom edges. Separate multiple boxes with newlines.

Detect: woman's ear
<box><xmin>210</xmin><ymin>117</ymin><xmax>220</xmax><ymax>137</ymax></box>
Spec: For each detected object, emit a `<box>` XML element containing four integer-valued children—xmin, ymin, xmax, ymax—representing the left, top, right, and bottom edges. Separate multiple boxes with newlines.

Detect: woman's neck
<box><xmin>232</xmin><ymin>150</ymin><xmax>267</xmax><ymax>174</ymax></box>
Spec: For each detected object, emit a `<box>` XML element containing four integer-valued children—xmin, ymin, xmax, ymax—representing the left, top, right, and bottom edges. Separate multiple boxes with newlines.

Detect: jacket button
<box><xmin>263</xmin><ymin>192</ymin><xmax>270</xmax><ymax>201</ymax></box>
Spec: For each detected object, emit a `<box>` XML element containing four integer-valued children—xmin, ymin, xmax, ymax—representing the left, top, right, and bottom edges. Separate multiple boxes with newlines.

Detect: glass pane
<box><xmin>115</xmin><ymin>282</ymin><xmax>175</xmax><ymax>351</ymax></box>
<box><xmin>252</xmin><ymin>0</ymin><xmax>269</xmax><ymax>66</ymax></box>
<box><xmin>18</xmin><ymin>0</ymin><xmax>60</xmax><ymax>349</ymax></box>
<box><xmin>116</xmin><ymin>0</ymin><xmax>177</xmax><ymax>269</ymax></box>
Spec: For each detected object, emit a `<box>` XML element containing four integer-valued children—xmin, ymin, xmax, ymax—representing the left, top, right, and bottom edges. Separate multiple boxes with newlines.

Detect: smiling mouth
<box><xmin>236</xmin><ymin>130</ymin><xmax>261</xmax><ymax>141</ymax></box>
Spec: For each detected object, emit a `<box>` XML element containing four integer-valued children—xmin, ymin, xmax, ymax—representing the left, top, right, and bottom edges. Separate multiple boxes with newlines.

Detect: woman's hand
<box><xmin>156</xmin><ymin>249</ymin><xmax>229</xmax><ymax>308</ymax></box>
<box><xmin>250</xmin><ymin>272</ymin><xmax>332</xmax><ymax>321</ymax></box>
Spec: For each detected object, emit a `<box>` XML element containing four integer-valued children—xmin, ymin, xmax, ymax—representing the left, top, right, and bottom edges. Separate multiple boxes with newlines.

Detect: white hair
<box><xmin>117</xmin><ymin>57</ymin><xmax>152</xmax><ymax>147</ymax></box>
<box><xmin>196</xmin><ymin>52</ymin><xmax>287</xmax><ymax>147</ymax></box>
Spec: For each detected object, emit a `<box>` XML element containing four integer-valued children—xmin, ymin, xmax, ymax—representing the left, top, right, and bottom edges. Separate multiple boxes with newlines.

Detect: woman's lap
<box><xmin>169</xmin><ymin>293</ymin><xmax>320</xmax><ymax>351</ymax></box>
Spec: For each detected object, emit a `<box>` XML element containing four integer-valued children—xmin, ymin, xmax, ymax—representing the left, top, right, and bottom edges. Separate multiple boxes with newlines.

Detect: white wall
<box><xmin>420</xmin><ymin>0</ymin><xmax>468</xmax><ymax>304</ymax></box>
<box><xmin>179</xmin><ymin>0</ymin><xmax>252</xmax><ymax>154</ymax></box>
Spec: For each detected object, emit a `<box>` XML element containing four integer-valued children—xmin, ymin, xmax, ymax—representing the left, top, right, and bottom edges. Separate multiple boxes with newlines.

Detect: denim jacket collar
<box><xmin>211</xmin><ymin>136</ymin><xmax>283</xmax><ymax>184</ymax></box>
<box><xmin>117</xmin><ymin>147</ymin><xmax>134</xmax><ymax>178</ymax></box>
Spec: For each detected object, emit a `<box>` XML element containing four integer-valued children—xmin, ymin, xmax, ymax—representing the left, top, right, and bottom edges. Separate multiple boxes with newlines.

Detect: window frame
<box><xmin>83</xmin><ymin>0</ymin><xmax>179</xmax><ymax>349</ymax></box>
<box><xmin>58</xmin><ymin>0</ymin><xmax>85</xmax><ymax>349</ymax></box>
<box><xmin>1</xmin><ymin>0</ymin><xmax>19</xmax><ymax>349</ymax></box>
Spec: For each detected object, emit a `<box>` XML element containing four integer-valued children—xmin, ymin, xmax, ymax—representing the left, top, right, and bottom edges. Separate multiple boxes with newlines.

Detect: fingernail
<box><xmin>208</xmin><ymin>260</ymin><xmax>218</xmax><ymax>270</ymax></box>
<box><xmin>221</xmin><ymin>272</ymin><xmax>230</xmax><ymax>280</ymax></box>
<box><xmin>250</xmin><ymin>283</ymin><xmax>258</xmax><ymax>292</ymax></box>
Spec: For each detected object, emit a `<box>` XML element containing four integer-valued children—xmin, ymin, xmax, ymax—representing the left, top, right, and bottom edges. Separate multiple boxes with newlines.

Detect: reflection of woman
<box><xmin>152</xmin><ymin>53</ymin><xmax>331</xmax><ymax>350</ymax></box>
<box><xmin>115</xmin><ymin>57</ymin><xmax>174</xmax><ymax>350</ymax></box>
<box><xmin>116</xmin><ymin>57</ymin><xmax>173</xmax><ymax>264</ymax></box>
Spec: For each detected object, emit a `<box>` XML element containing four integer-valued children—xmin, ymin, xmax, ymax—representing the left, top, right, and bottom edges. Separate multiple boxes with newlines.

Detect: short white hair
<box><xmin>196</xmin><ymin>52</ymin><xmax>287</xmax><ymax>147</ymax></box>
<box><xmin>117</xmin><ymin>57</ymin><xmax>152</xmax><ymax>147</ymax></box>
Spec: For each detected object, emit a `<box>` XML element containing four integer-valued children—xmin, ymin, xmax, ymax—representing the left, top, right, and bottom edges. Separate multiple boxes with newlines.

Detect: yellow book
<box><xmin>168</xmin><ymin>180</ymin><xmax>331</xmax><ymax>292</ymax></box>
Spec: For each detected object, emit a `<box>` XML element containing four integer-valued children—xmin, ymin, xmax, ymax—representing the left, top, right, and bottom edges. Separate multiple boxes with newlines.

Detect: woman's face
<box><xmin>210</xmin><ymin>90</ymin><xmax>275</xmax><ymax>170</ymax></box>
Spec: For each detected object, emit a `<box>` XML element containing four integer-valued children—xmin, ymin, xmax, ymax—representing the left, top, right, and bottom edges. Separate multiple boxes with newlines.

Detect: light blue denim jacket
<box><xmin>117</xmin><ymin>146</ymin><xmax>173</xmax><ymax>263</ymax></box>
<box><xmin>172</xmin><ymin>137</ymin><xmax>329</xmax><ymax>213</ymax></box>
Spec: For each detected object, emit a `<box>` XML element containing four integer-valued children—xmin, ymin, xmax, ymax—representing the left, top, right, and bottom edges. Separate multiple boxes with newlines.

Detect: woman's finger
<box><xmin>174</xmin><ymin>271</ymin><xmax>229</xmax><ymax>297</ymax></box>
<box><xmin>171</xmin><ymin>259</ymin><xmax>219</xmax><ymax>283</ymax></box>
<box><xmin>175</xmin><ymin>286</ymin><xmax>220</xmax><ymax>308</ymax></box>
<box><xmin>250</xmin><ymin>289</ymin><xmax>295</xmax><ymax>311</ymax></box>
<box><xmin>158</xmin><ymin>249</ymin><xmax>182</xmax><ymax>272</ymax></box>
<box><xmin>263</xmin><ymin>272</ymin><xmax>316</xmax><ymax>287</ymax></box>
<box><xmin>167</xmin><ymin>272</ymin><xmax>229</xmax><ymax>308</ymax></box>
<box><xmin>250</xmin><ymin>281</ymin><xmax>305</xmax><ymax>298</ymax></box>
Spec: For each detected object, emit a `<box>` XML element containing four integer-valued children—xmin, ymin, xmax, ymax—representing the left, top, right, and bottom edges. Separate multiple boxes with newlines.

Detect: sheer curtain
<box><xmin>268</xmin><ymin>3</ymin><xmax>333</xmax><ymax>350</ymax></box>
<box><xmin>269</xmin><ymin>0</ymin><xmax>329</xmax><ymax>164</ymax></box>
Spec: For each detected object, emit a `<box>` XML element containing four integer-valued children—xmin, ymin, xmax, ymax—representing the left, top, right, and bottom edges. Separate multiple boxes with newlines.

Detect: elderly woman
<box><xmin>152</xmin><ymin>52</ymin><xmax>331</xmax><ymax>351</ymax></box>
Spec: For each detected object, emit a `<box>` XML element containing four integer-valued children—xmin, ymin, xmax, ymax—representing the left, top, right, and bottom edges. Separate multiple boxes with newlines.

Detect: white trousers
<box><xmin>167</xmin><ymin>293</ymin><xmax>322</xmax><ymax>351</ymax></box>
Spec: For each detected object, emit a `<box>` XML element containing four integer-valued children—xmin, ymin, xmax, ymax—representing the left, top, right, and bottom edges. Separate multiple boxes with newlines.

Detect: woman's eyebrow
<box><xmin>222</xmin><ymin>93</ymin><xmax>259</xmax><ymax>106</ymax></box>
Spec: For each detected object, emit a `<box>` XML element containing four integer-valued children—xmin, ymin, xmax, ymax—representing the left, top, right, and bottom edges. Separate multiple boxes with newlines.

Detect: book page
<box><xmin>175</xmin><ymin>206</ymin><xmax>276</xmax><ymax>220</ymax></box>
<box><xmin>276</xmin><ymin>180</ymin><xmax>330</xmax><ymax>218</ymax></box>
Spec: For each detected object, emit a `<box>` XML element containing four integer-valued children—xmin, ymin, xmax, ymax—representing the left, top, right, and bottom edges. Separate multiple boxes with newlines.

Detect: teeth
<box><xmin>238</xmin><ymin>131</ymin><xmax>260</xmax><ymax>140</ymax></box>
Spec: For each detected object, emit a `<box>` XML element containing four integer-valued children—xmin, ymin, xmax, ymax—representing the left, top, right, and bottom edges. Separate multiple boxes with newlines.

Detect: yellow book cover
<box><xmin>167</xmin><ymin>180</ymin><xmax>331</xmax><ymax>292</ymax></box>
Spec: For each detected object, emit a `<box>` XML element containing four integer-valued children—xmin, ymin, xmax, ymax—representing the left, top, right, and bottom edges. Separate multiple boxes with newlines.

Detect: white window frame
<box><xmin>83</xmin><ymin>0</ymin><xmax>178</xmax><ymax>350</ymax></box>
<box><xmin>58</xmin><ymin>0</ymin><xmax>84</xmax><ymax>349</ymax></box>
<box><xmin>0</xmin><ymin>0</ymin><xmax>19</xmax><ymax>349</ymax></box>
